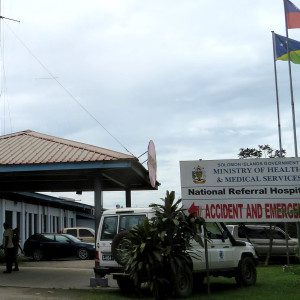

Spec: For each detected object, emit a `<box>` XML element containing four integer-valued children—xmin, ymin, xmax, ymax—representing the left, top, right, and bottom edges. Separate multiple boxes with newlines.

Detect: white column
<box><xmin>37</xmin><ymin>205</ymin><xmax>42</xmax><ymax>233</ymax></box>
<box><xmin>67</xmin><ymin>211</ymin><xmax>70</xmax><ymax>227</ymax></box>
<box><xmin>31</xmin><ymin>214</ymin><xmax>35</xmax><ymax>235</ymax></box>
<box><xmin>47</xmin><ymin>207</ymin><xmax>50</xmax><ymax>232</ymax></box>
<box><xmin>49</xmin><ymin>210</ymin><xmax>52</xmax><ymax>232</ymax></box>
<box><xmin>12</xmin><ymin>211</ymin><xmax>17</xmax><ymax>229</ymax></box>
<box><xmin>20</xmin><ymin>202</ymin><xmax>26</xmax><ymax>247</ymax></box>
<box><xmin>25</xmin><ymin>211</ymin><xmax>29</xmax><ymax>240</ymax></box>
<box><xmin>59</xmin><ymin>209</ymin><xmax>63</xmax><ymax>231</ymax></box>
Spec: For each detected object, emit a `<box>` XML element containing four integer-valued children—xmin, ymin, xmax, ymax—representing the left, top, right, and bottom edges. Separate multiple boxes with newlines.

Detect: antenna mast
<box><xmin>0</xmin><ymin>0</ymin><xmax>20</xmax><ymax>23</ymax></box>
<box><xmin>0</xmin><ymin>1</ymin><xmax>20</xmax><ymax>134</ymax></box>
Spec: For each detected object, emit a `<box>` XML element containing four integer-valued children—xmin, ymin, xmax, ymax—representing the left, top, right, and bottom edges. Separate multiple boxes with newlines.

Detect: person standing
<box><xmin>2</xmin><ymin>222</ymin><xmax>14</xmax><ymax>274</ymax></box>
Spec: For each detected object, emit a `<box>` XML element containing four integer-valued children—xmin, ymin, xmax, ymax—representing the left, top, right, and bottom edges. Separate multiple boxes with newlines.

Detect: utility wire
<box><xmin>4</xmin><ymin>21</ymin><xmax>136</xmax><ymax>157</ymax></box>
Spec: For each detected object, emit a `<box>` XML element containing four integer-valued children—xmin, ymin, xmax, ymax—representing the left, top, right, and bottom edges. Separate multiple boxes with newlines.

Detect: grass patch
<box><xmin>77</xmin><ymin>265</ymin><xmax>300</xmax><ymax>300</ymax></box>
<box><xmin>191</xmin><ymin>265</ymin><xmax>300</xmax><ymax>300</ymax></box>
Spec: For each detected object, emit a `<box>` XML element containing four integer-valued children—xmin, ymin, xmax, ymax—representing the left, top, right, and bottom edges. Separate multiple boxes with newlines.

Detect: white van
<box><xmin>94</xmin><ymin>207</ymin><xmax>258</xmax><ymax>297</ymax></box>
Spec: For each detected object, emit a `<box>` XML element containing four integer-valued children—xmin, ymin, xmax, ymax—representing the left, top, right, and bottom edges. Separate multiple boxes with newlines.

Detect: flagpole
<box><xmin>284</xmin><ymin>0</ymin><xmax>299</xmax><ymax>157</ymax></box>
<box><xmin>283</xmin><ymin>0</ymin><xmax>300</xmax><ymax>260</ymax></box>
<box><xmin>272</xmin><ymin>31</ymin><xmax>291</xmax><ymax>265</ymax></box>
<box><xmin>271</xmin><ymin>31</ymin><xmax>284</xmax><ymax>155</ymax></box>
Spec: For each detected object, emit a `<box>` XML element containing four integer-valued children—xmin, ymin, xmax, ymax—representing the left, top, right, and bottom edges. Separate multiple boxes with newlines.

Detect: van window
<box><xmin>79</xmin><ymin>229</ymin><xmax>94</xmax><ymax>237</ymax></box>
<box><xmin>101</xmin><ymin>216</ymin><xmax>118</xmax><ymax>240</ymax></box>
<box><xmin>119</xmin><ymin>215</ymin><xmax>146</xmax><ymax>232</ymax></box>
<box><xmin>238</xmin><ymin>227</ymin><xmax>268</xmax><ymax>239</ymax></box>
<box><xmin>66</xmin><ymin>229</ymin><xmax>77</xmax><ymax>237</ymax></box>
<box><xmin>266</xmin><ymin>229</ymin><xmax>286</xmax><ymax>239</ymax></box>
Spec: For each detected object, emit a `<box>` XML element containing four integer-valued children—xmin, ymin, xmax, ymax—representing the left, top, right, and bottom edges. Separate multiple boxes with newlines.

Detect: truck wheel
<box><xmin>235</xmin><ymin>257</ymin><xmax>257</xmax><ymax>286</ymax></box>
<box><xmin>111</xmin><ymin>231</ymin><xmax>129</xmax><ymax>265</ymax></box>
<box><xmin>173</xmin><ymin>265</ymin><xmax>193</xmax><ymax>298</ymax></box>
<box><xmin>32</xmin><ymin>249</ymin><xmax>44</xmax><ymax>261</ymax></box>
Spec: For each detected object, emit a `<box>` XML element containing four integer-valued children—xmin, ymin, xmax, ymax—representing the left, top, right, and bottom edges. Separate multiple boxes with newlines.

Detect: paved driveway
<box><xmin>0</xmin><ymin>258</ymin><xmax>118</xmax><ymax>299</ymax></box>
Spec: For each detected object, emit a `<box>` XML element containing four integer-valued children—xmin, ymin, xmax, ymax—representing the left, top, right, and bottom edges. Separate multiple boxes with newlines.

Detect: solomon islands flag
<box><xmin>275</xmin><ymin>33</ymin><xmax>300</xmax><ymax>64</ymax></box>
<box><xmin>286</xmin><ymin>0</ymin><xmax>300</xmax><ymax>29</ymax></box>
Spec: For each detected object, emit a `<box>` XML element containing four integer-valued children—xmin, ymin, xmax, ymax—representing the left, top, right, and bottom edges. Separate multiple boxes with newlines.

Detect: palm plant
<box><xmin>123</xmin><ymin>191</ymin><xmax>204</xmax><ymax>299</ymax></box>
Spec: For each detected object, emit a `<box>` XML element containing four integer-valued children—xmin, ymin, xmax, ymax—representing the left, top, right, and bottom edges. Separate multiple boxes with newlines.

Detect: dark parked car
<box><xmin>24</xmin><ymin>233</ymin><xmax>95</xmax><ymax>261</ymax></box>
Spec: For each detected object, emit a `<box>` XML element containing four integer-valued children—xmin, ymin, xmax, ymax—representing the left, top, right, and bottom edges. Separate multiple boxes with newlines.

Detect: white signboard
<box><xmin>180</xmin><ymin>158</ymin><xmax>300</xmax><ymax>222</ymax></box>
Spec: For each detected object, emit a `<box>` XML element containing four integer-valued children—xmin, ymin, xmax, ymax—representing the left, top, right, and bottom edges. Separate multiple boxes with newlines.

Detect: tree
<box><xmin>122</xmin><ymin>191</ymin><xmax>203</xmax><ymax>300</ymax></box>
<box><xmin>238</xmin><ymin>144</ymin><xmax>286</xmax><ymax>159</ymax></box>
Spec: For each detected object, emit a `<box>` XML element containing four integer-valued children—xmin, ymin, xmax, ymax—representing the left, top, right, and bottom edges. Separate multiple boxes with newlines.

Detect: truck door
<box><xmin>190</xmin><ymin>223</ymin><xmax>206</xmax><ymax>271</ymax></box>
<box><xmin>206</xmin><ymin>222</ymin><xmax>233</xmax><ymax>269</ymax></box>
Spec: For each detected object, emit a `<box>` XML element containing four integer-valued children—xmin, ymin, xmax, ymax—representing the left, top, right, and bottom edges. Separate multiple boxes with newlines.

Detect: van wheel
<box><xmin>235</xmin><ymin>257</ymin><xmax>257</xmax><ymax>286</ymax></box>
<box><xmin>172</xmin><ymin>265</ymin><xmax>193</xmax><ymax>298</ymax></box>
<box><xmin>32</xmin><ymin>249</ymin><xmax>44</xmax><ymax>261</ymax></box>
<box><xmin>77</xmin><ymin>248</ymin><xmax>89</xmax><ymax>260</ymax></box>
<box><xmin>111</xmin><ymin>231</ymin><xmax>129</xmax><ymax>265</ymax></box>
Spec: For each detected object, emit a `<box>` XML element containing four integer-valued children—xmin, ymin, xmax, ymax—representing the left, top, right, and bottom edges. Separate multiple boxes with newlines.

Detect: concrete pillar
<box><xmin>91</xmin><ymin>175</ymin><xmax>108</xmax><ymax>288</ymax></box>
<box><xmin>94</xmin><ymin>176</ymin><xmax>103</xmax><ymax>237</ymax></box>
<box><xmin>0</xmin><ymin>199</ymin><xmax>5</xmax><ymax>242</ymax></box>
<box><xmin>125</xmin><ymin>189</ymin><xmax>131</xmax><ymax>207</ymax></box>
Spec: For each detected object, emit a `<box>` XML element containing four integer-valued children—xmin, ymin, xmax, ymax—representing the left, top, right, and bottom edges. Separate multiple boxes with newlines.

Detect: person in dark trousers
<box><xmin>2</xmin><ymin>222</ymin><xmax>14</xmax><ymax>273</ymax></box>
<box><xmin>12</xmin><ymin>227</ymin><xmax>22</xmax><ymax>271</ymax></box>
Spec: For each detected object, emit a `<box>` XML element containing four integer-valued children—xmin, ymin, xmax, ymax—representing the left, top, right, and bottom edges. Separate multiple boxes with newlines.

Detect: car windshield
<box><xmin>64</xmin><ymin>234</ymin><xmax>81</xmax><ymax>243</ymax></box>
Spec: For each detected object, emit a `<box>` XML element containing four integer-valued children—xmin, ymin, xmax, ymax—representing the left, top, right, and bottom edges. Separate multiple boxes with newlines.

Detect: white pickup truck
<box><xmin>94</xmin><ymin>207</ymin><xmax>258</xmax><ymax>298</ymax></box>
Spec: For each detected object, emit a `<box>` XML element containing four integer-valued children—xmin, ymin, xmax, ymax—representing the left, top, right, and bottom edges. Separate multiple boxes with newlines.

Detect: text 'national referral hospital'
<box><xmin>188</xmin><ymin>187</ymin><xmax>300</xmax><ymax>196</ymax></box>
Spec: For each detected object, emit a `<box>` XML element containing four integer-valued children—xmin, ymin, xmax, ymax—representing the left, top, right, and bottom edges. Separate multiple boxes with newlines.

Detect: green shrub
<box><xmin>122</xmin><ymin>191</ymin><xmax>204</xmax><ymax>300</ymax></box>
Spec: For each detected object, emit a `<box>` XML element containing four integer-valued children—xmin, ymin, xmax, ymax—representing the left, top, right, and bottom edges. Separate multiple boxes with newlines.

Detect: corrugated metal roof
<box><xmin>0</xmin><ymin>130</ymin><xmax>134</xmax><ymax>165</ymax></box>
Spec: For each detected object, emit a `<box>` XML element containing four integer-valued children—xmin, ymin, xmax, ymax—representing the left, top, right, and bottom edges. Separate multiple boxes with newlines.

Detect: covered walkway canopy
<box><xmin>0</xmin><ymin>130</ymin><xmax>158</xmax><ymax>229</ymax></box>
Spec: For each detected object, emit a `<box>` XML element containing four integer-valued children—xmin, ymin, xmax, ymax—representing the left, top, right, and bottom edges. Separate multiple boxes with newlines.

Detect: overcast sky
<box><xmin>1</xmin><ymin>0</ymin><xmax>300</xmax><ymax>208</ymax></box>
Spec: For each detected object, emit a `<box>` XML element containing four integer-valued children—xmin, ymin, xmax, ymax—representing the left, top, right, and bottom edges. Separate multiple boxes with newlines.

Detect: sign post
<box><xmin>180</xmin><ymin>158</ymin><xmax>300</xmax><ymax>222</ymax></box>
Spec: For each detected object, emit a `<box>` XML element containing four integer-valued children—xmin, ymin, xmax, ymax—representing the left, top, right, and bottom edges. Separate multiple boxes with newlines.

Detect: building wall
<box><xmin>76</xmin><ymin>218</ymin><xmax>95</xmax><ymax>230</ymax></box>
<box><xmin>0</xmin><ymin>197</ymin><xmax>76</xmax><ymax>247</ymax></box>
